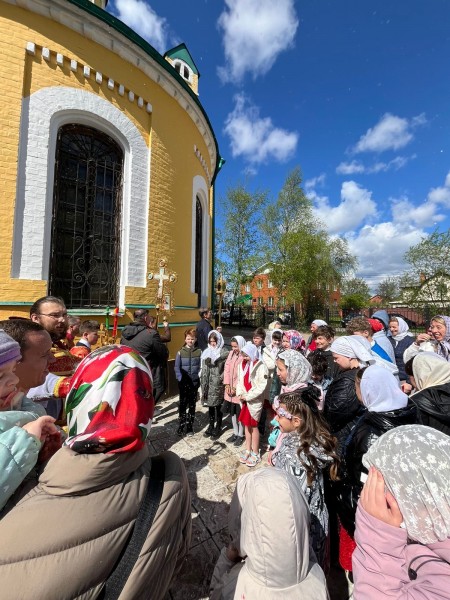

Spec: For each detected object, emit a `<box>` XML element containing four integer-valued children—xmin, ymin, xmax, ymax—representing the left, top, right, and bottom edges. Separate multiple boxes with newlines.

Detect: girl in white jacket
<box><xmin>236</xmin><ymin>342</ymin><xmax>268</xmax><ymax>467</ymax></box>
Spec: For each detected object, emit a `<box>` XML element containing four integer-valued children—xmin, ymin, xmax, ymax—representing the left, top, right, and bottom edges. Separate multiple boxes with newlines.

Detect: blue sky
<box><xmin>107</xmin><ymin>0</ymin><xmax>450</xmax><ymax>289</ymax></box>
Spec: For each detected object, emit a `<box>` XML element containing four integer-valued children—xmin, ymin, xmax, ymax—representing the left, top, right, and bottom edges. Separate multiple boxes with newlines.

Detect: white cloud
<box><xmin>347</xmin><ymin>222</ymin><xmax>425</xmax><ymax>286</ymax></box>
<box><xmin>305</xmin><ymin>173</ymin><xmax>326</xmax><ymax>191</ymax></box>
<box><xmin>223</xmin><ymin>94</ymin><xmax>298</xmax><ymax>164</ymax></box>
<box><xmin>391</xmin><ymin>197</ymin><xmax>445</xmax><ymax>227</ymax></box>
<box><xmin>336</xmin><ymin>160</ymin><xmax>366</xmax><ymax>175</ymax></box>
<box><xmin>391</xmin><ymin>171</ymin><xmax>450</xmax><ymax>227</ymax></box>
<box><xmin>110</xmin><ymin>0</ymin><xmax>169</xmax><ymax>52</ymax></box>
<box><xmin>312</xmin><ymin>181</ymin><xmax>377</xmax><ymax>234</ymax></box>
<box><xmin>352</xmin><ymin>113</ymin><xmax>426</xmax><ymax>154</ymax></box>
<box><xmin>217</xmin><ymin>0</ymin><xmax>298</xmax><ymax>83</ymax></box>
<box><xmin>337</xmin><ymin>155</ymin><xmax>416</xmax><ymax>175</ymax></box>
<box><xmin>427</xmin><ymin>171</ymin><xmax>450</xmax><ymax>206</ymax></box>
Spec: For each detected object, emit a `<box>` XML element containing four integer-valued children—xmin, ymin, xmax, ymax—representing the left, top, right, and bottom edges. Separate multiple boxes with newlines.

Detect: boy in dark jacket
<box><xmin>174</xmin><ymin>328</ymin><xmax>202</xmax><ymax>436</ymax></box>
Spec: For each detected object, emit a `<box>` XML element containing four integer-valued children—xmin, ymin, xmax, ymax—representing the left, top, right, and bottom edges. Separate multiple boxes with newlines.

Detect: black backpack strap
<box><xmin>100</xmin><ymin>455</ymin><xmax>166</xmax><ymax>600</ymax></box>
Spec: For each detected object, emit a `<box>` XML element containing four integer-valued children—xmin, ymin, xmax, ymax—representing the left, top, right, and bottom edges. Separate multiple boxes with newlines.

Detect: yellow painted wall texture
<box><xmin>0</xmin><ymin>2</ymin><xmax>216</xmax><ymax>355</ymax></box>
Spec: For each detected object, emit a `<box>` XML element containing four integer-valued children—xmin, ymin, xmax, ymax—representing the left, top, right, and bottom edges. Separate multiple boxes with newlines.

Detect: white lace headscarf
<box><xmin>411</xmin><ymin>351</ymin><xmax>450</xmax><ymax>392</ymax></box>
<box><xmin>201</xmin><ymin>330</ymin><xmax>224</xmax><ymax>364</ymax></box>
<box><xmin>277</xmin><ymin>350</ymin><xmax>312</xmax><ymax>392</ymax></box>
<box><xmin>360</xmin><ymin>365</ymin><xmax>408</xmax><ymax>412</ymax></box>
<box><xmin>362</xmin><ymin>424</ymin><xmax>450</xmax><ymax>544</ymax></box>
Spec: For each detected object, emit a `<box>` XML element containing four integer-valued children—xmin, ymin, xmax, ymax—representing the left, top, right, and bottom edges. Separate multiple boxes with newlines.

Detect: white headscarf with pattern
<box><xmin>363</xmin><ymin>424</ymin><xmax>450</xmax><ymax>544</ymax></box>
<box><xmin>277</xmin><ymin>350</ymin><xmax>312</xmax><ymax>392</ymax></box>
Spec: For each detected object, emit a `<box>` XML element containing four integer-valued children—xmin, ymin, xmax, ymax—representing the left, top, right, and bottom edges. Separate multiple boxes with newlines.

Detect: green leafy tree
<box><xmin>262</xmin><ymin>167</ymin><xmax>357</xmax><ymax>321</ymax></box>
<box><xmin>340</xmin><ymin>293</ymin><xmax>368</xmax><ymax>311</ymax></box>
<box><xmin>341</xmin><ymin>277</ymin><xmax>371</xmax><ymax>299</ymax></box>
<box><xmin>216</xmin><ymin>184</ymin><xmax>267</xmax><ymax>300</ymax></box>
<box><xmin>399</xmin><ymin>229</ymin><xmax>450</xmax><ymax>307</ymax></box>
<box><xmin>404</xmin><ymin>229</ymin><xmax>450</xmax><ymax>279</ymax></box>
<box><xmin>377</xmin><ymin>277</ymin><xmax>400</xmax><ymax>302</ymax></box>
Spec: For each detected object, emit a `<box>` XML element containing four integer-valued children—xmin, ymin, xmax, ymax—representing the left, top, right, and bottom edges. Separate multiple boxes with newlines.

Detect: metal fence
<box><xmin>218</xmin><ymin>303</ymin><xmax>450</xmax><ymax>332</ymax></box>
<box><xmin>217</xmin><ymin>305</ymin><xmax>296</xmax><ymax>329</ymax></box>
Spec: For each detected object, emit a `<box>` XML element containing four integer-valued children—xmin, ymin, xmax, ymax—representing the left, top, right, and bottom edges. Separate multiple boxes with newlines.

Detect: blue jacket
<box><xmin>174</xmin><ymin>346</ymin><xmax>202</xmax><ymax>384</ymax></box>
<box><xmin>0</xmin><ymin>407</ymin><xmax>43</xmax><ymax>511</ymax></box>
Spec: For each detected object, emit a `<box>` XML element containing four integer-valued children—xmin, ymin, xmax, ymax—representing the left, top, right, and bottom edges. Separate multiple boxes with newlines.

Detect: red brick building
<box><xmin>240</xmin><ymin>264</ymin><xmax>341</xmax><ymax>309</ymax></box>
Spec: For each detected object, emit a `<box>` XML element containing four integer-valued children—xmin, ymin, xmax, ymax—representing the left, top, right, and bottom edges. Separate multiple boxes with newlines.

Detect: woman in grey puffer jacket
<box><xmin>201</xmin><ymin>330</ymin><xmax>229</xmax><ymax>439</ymax></box>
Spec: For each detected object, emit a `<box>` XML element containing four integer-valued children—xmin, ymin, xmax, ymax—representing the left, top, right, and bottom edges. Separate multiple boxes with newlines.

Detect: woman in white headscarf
<box><xmin>353</xmin><ymin>425</ymin><xmax>450</xmax><ymax>599</ymax></box>
<box><xmin>201</xmin><ymin>330</ymin><xmax>229</xmax><ymax>439</ymax></box>
<box><xmin>323</xmin><ymin>336</ymin><xmax>369</xmax><ymax>452</ymax></box>
<box><xmin>209</xmin><ymin>468</ymin><xmax>328</xmax><ymax>600</ymax></box>
<box><xmin>405</xmin><ymin>351</ymin><xmax>450</xmax><ymax>436</ymax></box>
<box><xmin>388</xmin><ymin>316</ymin><xmax>415</xmax><ymax>386</ymax></box>
<box><xmin>337</xmin><ymin>365</ymin><xmax>419</xmax><ymax>571</ymax></box>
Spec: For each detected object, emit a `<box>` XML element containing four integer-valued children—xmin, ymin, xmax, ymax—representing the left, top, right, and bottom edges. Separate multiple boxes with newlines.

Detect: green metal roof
<box><xmin>164</xmin><ymin>43</ymin><xmax>200</xmax><ymax>77</ymax></box>
<box><xmin>66</xmin><ymin>0</ymin><xmax>222</xmax><ymax>178</ymax></box>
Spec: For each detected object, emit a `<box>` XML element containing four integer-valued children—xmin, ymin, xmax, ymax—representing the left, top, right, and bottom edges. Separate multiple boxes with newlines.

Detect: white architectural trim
<box><xmin>191</xmin><ymin>175</ymin><xmax>210</xmax><ymax>306</ymax></box>
<box><xmin>4</xmin><ymin>0</ymin><xmax>216</xmax><ymax>176</ymax></box>
<box><xmin>12</xmin><ymin>86</ymin><xmax>150</xmax><ymax>307</ymax></box>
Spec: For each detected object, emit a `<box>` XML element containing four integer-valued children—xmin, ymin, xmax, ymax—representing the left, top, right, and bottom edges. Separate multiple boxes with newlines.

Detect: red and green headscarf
<box><xmin>64</xmin><ymin>345</ymin><xmax>154</xmax><ymax>454</ymax></box>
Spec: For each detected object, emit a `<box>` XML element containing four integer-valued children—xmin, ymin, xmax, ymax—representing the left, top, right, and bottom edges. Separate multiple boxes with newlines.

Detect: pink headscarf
<box><xmin>283</xmin><ymin>330</ymin><xmax>306</xmax><ymax>353</ymax></box>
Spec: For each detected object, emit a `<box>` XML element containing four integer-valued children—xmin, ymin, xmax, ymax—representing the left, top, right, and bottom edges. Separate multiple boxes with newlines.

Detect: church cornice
<box><xmin>3</xmin><ymin>0</ymin><xmax>220</xmax><ymax>182</ymax></box>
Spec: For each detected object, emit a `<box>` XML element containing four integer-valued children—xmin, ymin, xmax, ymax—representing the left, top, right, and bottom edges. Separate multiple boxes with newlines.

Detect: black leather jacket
<box><xmin>337</xmin><ymin>400</ymin><xmax>419</xmax><ymax>535</ymax></box>
<box><xmin>411</xmin><ymin>383</ymin><xmax>450</xmax><ymax>436</ymax></box>
<box><xmin>323</xmin><ymin>368</ymin><xmax>365</xmax><ymax>453</ymax></box>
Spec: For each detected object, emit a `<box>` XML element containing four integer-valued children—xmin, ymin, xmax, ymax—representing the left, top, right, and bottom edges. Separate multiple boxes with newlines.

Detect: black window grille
<box><xmin>194</xmin><ymin>196</ymin><xmax>203</xmax><ymax>306</ymax></box>
<box><xmin>49</xmin><ymin>124</ymin><xmax>123</xmax><ymax>308</ymax></box>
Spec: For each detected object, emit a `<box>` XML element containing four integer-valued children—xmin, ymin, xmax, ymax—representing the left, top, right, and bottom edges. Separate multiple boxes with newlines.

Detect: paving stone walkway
<box><xmin>150</xmin><ymin>394</ymin><xmax>351</xmax><ymax>600</ymax></box>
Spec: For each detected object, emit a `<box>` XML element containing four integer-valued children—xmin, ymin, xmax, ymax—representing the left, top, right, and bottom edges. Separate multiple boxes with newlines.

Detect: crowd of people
<box><xmin>0</xmin><ymin>299</ymin><xmax>449</xmax><ymax>599</ymax></box>
<box><xmin>200</xmin><ymin>310</ymin><xmax>450</xmax><ymax>598</ymax></box>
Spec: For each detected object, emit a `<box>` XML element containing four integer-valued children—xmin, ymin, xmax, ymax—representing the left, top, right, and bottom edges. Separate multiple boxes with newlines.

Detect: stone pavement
<box><xmin>150</xmin><ymin>394</ymin><xmax>351</xmax><ymax>600</ymax></box>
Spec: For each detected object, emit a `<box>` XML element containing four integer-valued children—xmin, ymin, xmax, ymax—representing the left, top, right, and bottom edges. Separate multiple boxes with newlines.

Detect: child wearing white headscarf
<box><xmin>236</xmin><ymin>342</ymin><xmax>268</xmax><ymax>467</ymax></box>
<box><xmin>201</xmin><ymin>330</ymin><xmax>229</xmax><ymax>439</ymax></box>
<box><xmin>353</xmin><ymin>425</ymin><xmax>450</xmax><ymax>599</ymax></box>
<box><xmin>223</xmin><ymin>335</ymin><xmax>246</xmax><ymax>445</ymax></box>
<box><xmin>337</xmin><ymin>366</ymin><xmax>418</xmax><ymax>570</ymax></box>
<box><xmin>324</xmin><ymin>336</ymin><xmax>367</xmax><ymax>452</ymax></box>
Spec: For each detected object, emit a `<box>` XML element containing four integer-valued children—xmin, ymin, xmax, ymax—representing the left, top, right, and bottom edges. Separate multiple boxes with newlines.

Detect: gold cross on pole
<box><xmin>148</xmin><ymin>259</ymin><xmax>177</xmax><ymax>300</ymax></box>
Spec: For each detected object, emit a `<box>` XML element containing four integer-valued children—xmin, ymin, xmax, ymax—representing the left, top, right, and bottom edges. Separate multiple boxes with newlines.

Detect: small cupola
<box><xmin>87</xmin><ymin>0</ymin><xmax>108</xmax><ymax>8</ymax></box>
<box><xmin>164</xmin><ymin>44</ymin><xmax>200</xmax><ymax>95</ymax></box>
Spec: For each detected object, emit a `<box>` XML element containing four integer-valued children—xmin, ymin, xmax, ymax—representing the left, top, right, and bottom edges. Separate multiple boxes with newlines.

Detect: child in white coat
<box><xmin>236</xmin><ymin>342</ymin><xmax>268</xmax><ymax>467</ymax></box>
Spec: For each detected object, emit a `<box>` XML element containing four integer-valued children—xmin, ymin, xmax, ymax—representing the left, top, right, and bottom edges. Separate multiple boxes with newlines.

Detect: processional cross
<box><xmin>148</xmin><ymin>259</ymin><xmax>178</xmax><ymax>300</ymax></box>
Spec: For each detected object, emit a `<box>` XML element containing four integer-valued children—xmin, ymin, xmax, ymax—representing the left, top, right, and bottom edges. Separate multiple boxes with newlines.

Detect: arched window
<box><xmin>48</xmin><ymin>124</ymin><xmax>123</xmax><ymax>307</ymax></box>
<box><xmin>173</xmin><ymin>60</ymin><xmax>193</xmax><ymax>83</ymax></box>
<box><xmin>194</xmin><ymin>196</ymin><xmax>203</xmax><ymax>306</ymax></box>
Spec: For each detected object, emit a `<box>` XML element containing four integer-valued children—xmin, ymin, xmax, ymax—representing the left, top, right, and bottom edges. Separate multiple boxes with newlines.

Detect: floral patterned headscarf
<box><xmin>64</xmin><ymin>345</ymin><xmax>154</xmax><ymax>454</ymax></box>
<box><xmin>363</xmin><ymin>425</ymin><xmax>450</xmax><ymax>544</ymax></box>
<box><xmin>277</xmin><ymin>349</ymin><xmax>312</xmax><ymax>392</ymax></box>
<box><xmin>283</xmin><ymin>330</ymin><xmax>306</xmax><ymax>352</ymax></box>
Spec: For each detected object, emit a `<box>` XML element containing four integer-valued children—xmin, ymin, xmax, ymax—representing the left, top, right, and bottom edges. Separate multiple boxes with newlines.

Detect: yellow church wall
<box><xmin>0</xmin><ymin>2</ymin><xmax>217</xmax><ymax>355</ymax></box>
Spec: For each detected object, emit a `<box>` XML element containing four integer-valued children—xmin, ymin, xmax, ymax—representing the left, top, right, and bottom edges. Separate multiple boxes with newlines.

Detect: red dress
<box><xmin>238</xmin><ymin>361</ymin><xmax>259</xmax><ymax>427</ymax></box>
